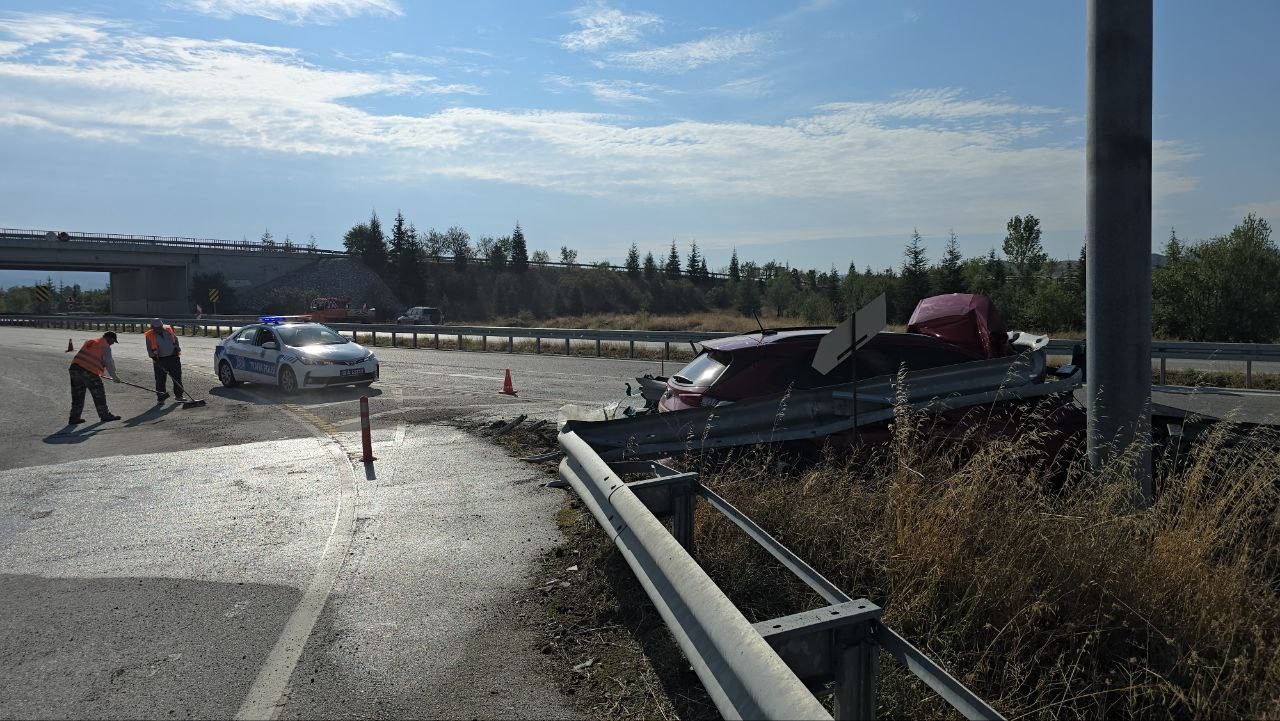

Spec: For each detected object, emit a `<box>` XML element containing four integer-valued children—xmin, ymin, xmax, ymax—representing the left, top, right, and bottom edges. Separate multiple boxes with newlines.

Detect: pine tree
<box><xmin>260</xmin><ymin>229</ymin><xmax>275</xmax><ymax>248</ymax></box>
<box><xmin>932</xmin><ymin>230</ymin><xmax>964</xmax><ymax>294</ymax></box>
<box><xmin>643</xmin><ymin>251</ymin><xmax>658</xmax><ymax>281</ymax></box>
<box><xmin>665</xmin><ymin>241</ymin><xmax>682</xmax><ymax>279</ymax></box>
<box><xmin>1164</xmin><ymin>227</ymin><xmax>1183</xmax><ymax>264</ymax></box>
<box><xmin>686</xmin><ymin>241</ymin><xmax>703</xmax><ymax>280</ymax></box>
<box><xmin>728</xmin><ymin>248</ymin><xmax>741</xmax><ymax>283</ymax></box>
<box><xmin>625</xmin><ymin>243</ymin><xmax>641</xmax><ymax>278</ymax></box>
<box><xmin>363</xmin><ymin>211</ymin><xmax>389</xmax><ymax>274</ymax></box>
<box><xmin>510</xmin><ymin>223</ymin><xmax>529</xmax><ymax>272</ymax></box>
<box><xmin>899</xmin><ymin>229</ymin><xmax>930</xmax><ymax>318</ymax></box>
<box><xmin>389</xmin><ymin>211</ymin><xmax>413</xmax><ymax>297</ymax></box>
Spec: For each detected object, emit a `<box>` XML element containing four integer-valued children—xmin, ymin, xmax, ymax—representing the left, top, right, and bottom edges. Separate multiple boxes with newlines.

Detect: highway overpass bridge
<box><xmin>0</xmin><ymin>228</ymin><xmax>345</xmax><ymax>315</ymax></box>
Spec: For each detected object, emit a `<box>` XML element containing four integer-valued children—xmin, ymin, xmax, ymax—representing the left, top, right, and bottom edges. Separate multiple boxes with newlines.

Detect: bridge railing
<box><xmin>0</xmin><ymin>228</ymin><xmax>346</xmax><ymax>255</ymax></box>
<box><xmin>3</xmin><ymin>314</ymin><xmax>1278</xmax><ymax>384</ymax></box>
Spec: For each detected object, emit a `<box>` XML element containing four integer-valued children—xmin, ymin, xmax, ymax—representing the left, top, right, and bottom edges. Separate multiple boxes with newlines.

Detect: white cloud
<box><xmin>716</xmin><ymin>75</ymin><xmax>773</xmax><ymax>99</ymax></box>
<box><xmin>607</xmin><ymin>31</ymin><xmax>769</xmax><ymax>73</ymax></box>
<box><xmin>544</xmin><ymin>74</ymin><xmax>662</xmax><ymax>104</ymax></box>
<box><xmin>1231</xmin><ymin>200</ymin><xmax>1280</xmax><ymax>220</ymax></box>
<box><xmin>560</xmin><ymin>2</ymin><xmax>661</xmax><ymax>52</ymax></box>
<box><xmin>182</xmin><ymin>0</ymin><xmax>401</xmax><ymax>25</ymax></box>
<box><xmin>0</xmin><ymin>15</ymin><xmax>1197</xmax><ymax>239</ymax></box>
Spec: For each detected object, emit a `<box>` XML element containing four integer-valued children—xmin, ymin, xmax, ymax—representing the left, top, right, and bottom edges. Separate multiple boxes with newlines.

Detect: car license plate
<box><xmin>340</xmin><ymin>368</ymin><xmax>363</xmax><ymax>376</ymax></box>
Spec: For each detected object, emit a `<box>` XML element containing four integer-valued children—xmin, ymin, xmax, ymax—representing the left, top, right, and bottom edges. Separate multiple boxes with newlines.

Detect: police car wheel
<box><xmin>218</xmin><ymin>361</ymin><xmax>239</xmax><ymax>387</ymax></box>
<box><xmin>278</xmin><ymin>366</ymin><xmax>299</xmax><ymax>394</ymax></box>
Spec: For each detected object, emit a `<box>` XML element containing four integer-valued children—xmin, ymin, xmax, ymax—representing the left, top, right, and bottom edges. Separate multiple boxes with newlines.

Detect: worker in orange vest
<box><xmin>69</xmin><ymin>331</ymin><xmax>122</xmax><ymax>424</ymax></box>
<box><xmin>145</xmin><ymin>318</ymin><xmax>184</xmax><ymax>404</ymax></box>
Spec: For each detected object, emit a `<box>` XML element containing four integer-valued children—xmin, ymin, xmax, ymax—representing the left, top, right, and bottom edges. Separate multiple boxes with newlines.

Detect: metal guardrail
<box><xmin>0</xmin><ymin>315</ymin><xmax>734</xmax><ymax>359</ymax></box>
<box><xmin>3</xmin><ymin>315</ymin><xmax>1279</xmax><ymax>379</ymax></box>
<box><xmin>558</xmin><ymin>431</ymin><xmax>1006</xmax><ymax>720</ymax></box>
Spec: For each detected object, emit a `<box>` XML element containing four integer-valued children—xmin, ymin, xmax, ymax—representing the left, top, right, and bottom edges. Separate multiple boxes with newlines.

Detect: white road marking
<box><xmin>234</xmin><ymin>399</ymin><xmax>359</xmax><ymax>721</ymax></box>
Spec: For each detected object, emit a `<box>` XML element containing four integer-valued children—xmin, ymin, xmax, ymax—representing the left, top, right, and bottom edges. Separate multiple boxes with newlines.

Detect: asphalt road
<box><xmin>0</xmin><ymin>326</ymin><xmax>662</xmax><ymax>719</ymax></box>
<box><xmin>1</xmin><ymin>326</ymin><xmax>1277</xmax><ymax>719</ymax></box>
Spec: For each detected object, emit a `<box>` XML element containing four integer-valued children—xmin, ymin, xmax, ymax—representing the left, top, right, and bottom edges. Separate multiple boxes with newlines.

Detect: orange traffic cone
<box><xmin>500</xmin><ymin>369</ymin><xmax>518</xmax><ymax>396</ymax></box>
<box><xmin>65</xmin><ymin>338</ymin><xmax>74</xmax><ymax>352</ymax></box>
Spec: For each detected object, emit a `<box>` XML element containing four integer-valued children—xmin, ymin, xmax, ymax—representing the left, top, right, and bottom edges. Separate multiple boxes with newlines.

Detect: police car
<box><xmin>215</xmin><ymin>317</ymin><xmax>379</xmax><ymax>393</ymax></box>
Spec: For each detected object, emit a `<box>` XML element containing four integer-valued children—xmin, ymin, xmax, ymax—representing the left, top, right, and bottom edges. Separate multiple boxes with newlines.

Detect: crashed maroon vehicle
<box><xmin>653</xmin><ymin>293</ymin><xmax>1015</xmax><ymax>413</ymax></box>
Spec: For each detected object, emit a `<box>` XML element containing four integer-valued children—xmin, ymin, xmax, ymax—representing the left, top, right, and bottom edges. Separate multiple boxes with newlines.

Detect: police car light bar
<box><xmin>258</xmin><ymin>315</ymin><xmax>310</xmax><ymax>324</ymax></box>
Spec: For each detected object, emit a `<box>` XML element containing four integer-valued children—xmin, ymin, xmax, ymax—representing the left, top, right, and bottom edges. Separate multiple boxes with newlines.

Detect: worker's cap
<box><xmin>150</xmin><ymin>318</ymin><xmax>163</xmax><ymax>328</ymax></box>
<box><xmin>103</xmin><ymin>331</ymin><xmax>118</xmax><ymax>344</ymax></box>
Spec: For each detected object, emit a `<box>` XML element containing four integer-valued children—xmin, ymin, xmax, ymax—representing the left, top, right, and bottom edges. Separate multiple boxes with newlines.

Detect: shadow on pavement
<box><xmin>0</xmin><ymin>573</ymin><xmax>300</xmax><ymax>719</ymax></box>
<box><xmin>122</xmin><ymin>402</ymin><xmax>180</xmax><ymax>428</ymax></box>
<box><xmin>42</xmin><ymin>421</ymin><xmax>109</xmax><ymax>445</ymax></box>
<box><xmin>208</xmin><ymin>384</ymin><xmax>384</xmax><ymax>407</ymax></box>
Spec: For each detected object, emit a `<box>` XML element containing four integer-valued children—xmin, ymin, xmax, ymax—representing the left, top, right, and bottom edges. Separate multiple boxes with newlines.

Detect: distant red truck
<box><xmin>306</xmin><ymin>297</ymin><xmax>371</xmax><ymax>324</ymax></box>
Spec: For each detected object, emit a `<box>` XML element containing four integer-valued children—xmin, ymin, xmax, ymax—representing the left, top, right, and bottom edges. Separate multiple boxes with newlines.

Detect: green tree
<box><xmin>260</xmin><ymin>228</ymin><xmax>275</xmax><ymax>249</ymax></box>
<box><xmin>898</xmin><ymin>229</ymin><xmax>930</xmax><ymax>320</ymax></box>
<box><xmin>388</xmin><ymin>211</ymin><xmax>414</xmax><ymax>296</ymax></box>
<box><xmin>735</xmin><ymin>280</ymin><xmax>762</xmax><ymax>316</ymax></box>
<box><xmin>686</xmin><ymin>241</ymin><xmax>703</xmax><ymax>280</ymax></box>
<box><xmin>643</xmin><ymin>251</ymin><xmax>658</xmax><ymax>281</ymax></box>
<box><xmin>1153</xmin><ymin>213</ymin><xmax>1280</xmax><ymax>342</ymax></box>
<box><xmin>1003</xmin><ymin>214</ymin><xmax>1047</xmax><ymax>286</ymax></box>
<box><xmin>765</xmin><ymin>272</ymin><xmax>797</xmax><ymax>318</ymax></box>
<box><xmin>364</xmin><ymin>211</ymin><xmax>388</xmax><ymax>274</ymax></box>
<box><xmin>559</xmin><ymin>246</ymin><xmax>578</xmax><ymax>265</ymax></box>
<box><xmin>931</xmin><ymin>230</ymin><xmax>964</xmax><ymax>294</ymax></box>
<box><xmin>531</xmin><ymin>249</ymin><xmax>551</xmax><ymax>266</ymax></box>
<box><xmin>306</xmin><ymin>234</ymin><xmax>318</xmax><ymax>252</ymax></box>
<box><xmin>510</xmin><ymin>223</ymin><xmax>529</xmax><ymax>272</ymax></box>
<box><xmin>729</xmin><ymin>248</ymin><xmax>741</xmax><ymax>283</ymax></box>
<box><xmin>625</xmin><ymin>243</ymin><xmax>641</xmax><ymax>278</ymax></box>
<box><xmin>665</xmin><ymin>241</ymin><xmax>682</xmax><ymax>279</ymax></box>
<box><xmin>446</xmin><ymin>226</ymin><xmax>471</xmax><ymax>268</ymax></box>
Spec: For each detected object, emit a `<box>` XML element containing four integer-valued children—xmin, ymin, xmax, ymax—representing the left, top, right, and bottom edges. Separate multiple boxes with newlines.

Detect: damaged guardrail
<box><xmin>557</xmin><ymin>431</ymin><xmax>1006</xmax><ymax>721</ymax></box>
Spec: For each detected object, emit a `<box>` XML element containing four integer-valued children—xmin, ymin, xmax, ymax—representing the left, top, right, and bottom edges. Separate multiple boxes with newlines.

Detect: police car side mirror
<box><xmin>262</xmin><ymin>341</ymin><xmax>279</xmax><ymax>350</ymax></box>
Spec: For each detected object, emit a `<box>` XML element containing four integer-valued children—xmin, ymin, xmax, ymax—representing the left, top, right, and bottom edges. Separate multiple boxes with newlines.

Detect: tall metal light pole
<box><xmin>1086</xmin><ymin>0</ymin><xmax>1153</xmax><ymax>502</ymax></box>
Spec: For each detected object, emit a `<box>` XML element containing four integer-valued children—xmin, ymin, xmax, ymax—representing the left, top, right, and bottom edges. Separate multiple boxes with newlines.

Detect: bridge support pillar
<box><xmin>110</xmin><ymin>267</ymin><xmax>189</xmax><ymax>317</ymax></box>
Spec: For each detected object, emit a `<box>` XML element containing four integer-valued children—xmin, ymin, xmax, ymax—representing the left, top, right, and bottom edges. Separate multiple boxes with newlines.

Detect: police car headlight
<box><xmin>299</xmin><ymin>356</ymin><xmax>334</xmax><ymax>365</ymax></box>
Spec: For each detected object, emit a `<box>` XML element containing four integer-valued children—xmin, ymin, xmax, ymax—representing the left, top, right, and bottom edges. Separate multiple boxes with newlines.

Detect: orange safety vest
<box><xmin>144</xmin><ymin>325</ymin><xmax>181</xmax><ymax>357</ymax></box>
<box><xmin>71</xmin><ymin>338</ymin><xmax>109</xmax><ymax>376</ymax></box>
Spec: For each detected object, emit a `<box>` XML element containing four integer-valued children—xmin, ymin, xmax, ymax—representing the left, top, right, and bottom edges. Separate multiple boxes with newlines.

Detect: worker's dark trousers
<box><xmin>153</xmin><ymin>355</ymin><xmax>184</xmax><ymax>400</ymax></box>
<box><xmin>69</xmin><ymin>365</ymin><xmax>110</xmax><ymax>420</ymax></box>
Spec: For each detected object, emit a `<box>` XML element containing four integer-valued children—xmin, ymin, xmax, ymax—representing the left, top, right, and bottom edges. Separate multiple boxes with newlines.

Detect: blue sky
<box><xmin>1</xmin><ymin>0</ymin><xmax>1278</xmax><ymax>290</ymax></box>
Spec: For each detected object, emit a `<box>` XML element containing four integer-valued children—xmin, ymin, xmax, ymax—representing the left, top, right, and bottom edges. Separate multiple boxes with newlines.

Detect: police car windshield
<box><xmin>275</xmin><ymin>325</ymin><xmax>349</xmax><ymax>347</ymax></box>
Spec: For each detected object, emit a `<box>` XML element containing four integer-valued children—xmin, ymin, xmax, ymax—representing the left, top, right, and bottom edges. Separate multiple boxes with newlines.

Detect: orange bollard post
<box><xmin>500</xmin><ymin>369</ymin><xmax>517</xmax><ymax>396</ymax></box>
<box><xmin>359</xmin><ymin>394</ymin><xmax>376</xmax><ymax>463</ymax></box>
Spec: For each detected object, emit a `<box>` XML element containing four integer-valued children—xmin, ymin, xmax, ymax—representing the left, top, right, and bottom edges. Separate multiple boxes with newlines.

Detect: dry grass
<box><xmin>355</xmin><ymin>332</ymin><xmax>699</xmax><ymax>362</ymax></box>
<box><xmin>688</xmin><ymin>403</ymin><xmax>1280</xmax><ymax>719</ymax></box>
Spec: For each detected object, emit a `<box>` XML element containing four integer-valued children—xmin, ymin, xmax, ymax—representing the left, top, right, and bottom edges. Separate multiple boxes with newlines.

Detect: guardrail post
<box><xmin>673</xmin><ymin>488</ymin><xmax>695</xmax><ymax>555</ymax></box>
<box><xmin>834</xmin><ymin>629</ymin><xmax>879</xmax><ymax>721</ymax></box>
<box><xmin>1159</xmin><ymin>357</ymin><xmax>1166</xmax><ymax>384</ymax></box>
<box><xmin>564</xmin><ymin>338</ymin><xmax>571</xmax><ymax>355</ymax></box>
<box><xmin>629</xmin><ymin>340</ymin><xmax>636</xmax><ymax>359</ymax></box>
<box><xmin>435</xmin><ymin>333</ymin><xmax>440</xmax><ymax>350</ymax></box>
<box><xmin>1246</xmin><ymin>360</ymin><xmax>1253</xmax><ymax>389</ymax></box>
<box><xmin>482</xmin><ymin>335</ymin><xmax>488</xmax><ymax>352</ymax></box>
<box><xmin>413</xmin><ymin>331</ymin><xmax>418</xmax><ymax>349</ymax></box>
<box><xmin>391</xmin><ymin>331</ymin><xmax>396</xmax><ymax>347</ymax></box>
<box><xmin>596</xmin><ymin>339</ymin><xmax>602</xmax><ymax>357</ymax></box>
<box><xmin>456</xmin><ymin>333</ymin><xmax>463</xmax><ymax>350</ymax></box>
<box><xmin>535</xmin><ymin>337</ymin><xmax>541</xmax><ymax>354</ymax></box>
<box><xmin>664</xmin><ymin>341</ymin><xmax>671</xmax><ymax>360</ymax></box>
<box><xmin>508</xmin><ymin>335</ymin><xmax>514</xmax><ymax>353</ymax></box>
